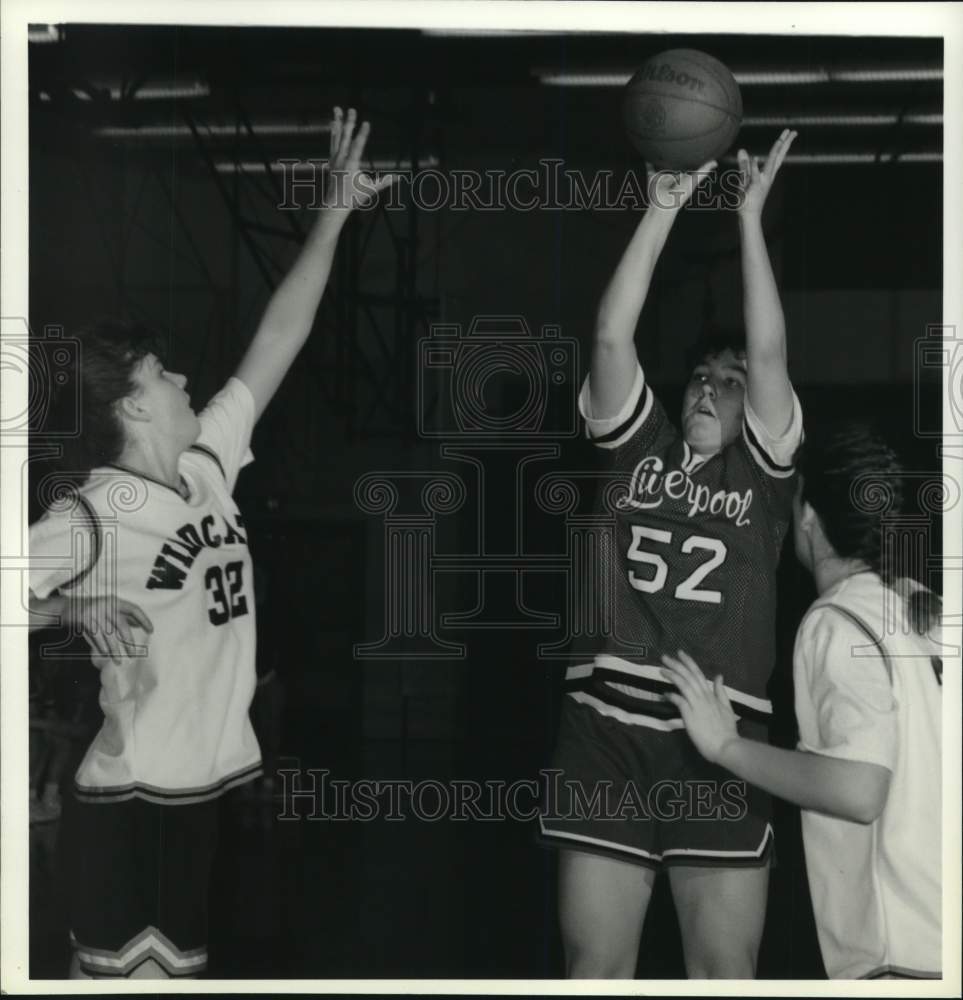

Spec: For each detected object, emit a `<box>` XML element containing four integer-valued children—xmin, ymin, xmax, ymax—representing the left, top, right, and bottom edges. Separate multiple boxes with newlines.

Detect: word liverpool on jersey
<box><xmin>617</xmin><ymin>454</ymin><xmax>754</xmax><ymax>526</ymax></box>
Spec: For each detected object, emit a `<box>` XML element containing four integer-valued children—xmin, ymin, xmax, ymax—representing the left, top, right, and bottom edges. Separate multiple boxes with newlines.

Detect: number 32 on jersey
<box><xmin>205</xmin><ymin>560</ymin><xmax>250</xmax><ymax>625</ymax></box>
<box><xmin>626</xmin><ymin>525</ymin><xmax>727</xmax><ymax>604</ymax></box>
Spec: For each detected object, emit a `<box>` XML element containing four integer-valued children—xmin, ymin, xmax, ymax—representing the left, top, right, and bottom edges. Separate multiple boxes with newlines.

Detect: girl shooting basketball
<box><xmin>539</xmin><ymin>129</ymin><xmax>799</xmax><ymax>978</ymax></box>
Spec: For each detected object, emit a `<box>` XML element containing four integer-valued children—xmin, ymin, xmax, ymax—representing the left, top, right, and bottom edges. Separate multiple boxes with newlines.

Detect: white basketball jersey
<box><xmin>793</xmin><ymin>572</ymin><xmax>943</xmax><ymax>979</ymax></box>
<box><xmin>30</xmin><ymin>377</ymin><xmax>261</xmax><ymax>804</ymax></box>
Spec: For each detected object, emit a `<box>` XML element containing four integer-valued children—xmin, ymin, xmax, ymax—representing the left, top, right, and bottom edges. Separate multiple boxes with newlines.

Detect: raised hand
<box><xmin>645</xmin><ymin>159</ymin><xmax>717</xmax><ymax>214</ymax></box>
<box><xmin>736</xmin><ymin>128</ymin><xmax>797</xmax><ymax>217</ymax></box>
<box><xmin>323</xmin><ymin>106</ymin><xmax>395</xmax><ymax>216</ymax></box>
<box><xmin>660</xmin><ymin>648</ymin><xmax>740</xmax><ymax>765</ymax></box>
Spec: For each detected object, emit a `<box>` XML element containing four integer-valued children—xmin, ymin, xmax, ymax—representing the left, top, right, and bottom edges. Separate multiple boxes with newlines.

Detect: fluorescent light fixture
<box><xmin>97</xmin><ymin>122</ymin><xmax>332</xmax><ymax>139</ymax></box>
<box><xmin>422</xmin><ymin>29</ymin><xmax>566</xmax><ymax>37</ymax></box>
<box><xmin>213</xmin><ymin>157</ymin><xmax>439</xmax><ymax>174</ymax></box>
<box><xmin>783</xmin><ymin>153</ymin><xmax>885</xmax><ymax>164</ymax></box>
<box><xmin>834</xmin><ymin>68</ymin><xmax>943</xmax><ymax>82</ymax></box>
<box><xmin>537</xmin><ymin>66</ymin><xmax>943</xmax><ymax>87</ymax></box>
<box><xmin>733</xmin><ymin>70</ymin><xmax>831</xmax><ymax>85</ymax></box>
<box><xmin>720</xmin><ymin>151</ymin><xmax>941</xmax><ymax>164</ymax></box>
<box><xmin>538</xmin><ymin>72</ymin><xmax>630</xmax><ymax>87</ymax></box>
<box><xmin>782</xmin><ymin>152</ymin><xmax>942</xmax><ymax>164</ymax></box>
<box><xmin>743</xmin><ymin>113</ymin><xmax>942</xmax><ymax>127</ymax></box>
<box><xmin>68</xmin><ymin>81</ymin><xmax>211</xmax><ymax>101</ymax></box>
<box><xmin>28</xmin><ymin>24</ymin><xmax>60</xmax><ymax>44</ymax></box>
<box><xmin>132</xmin><ymin>82</ymin><xmax>211</xmax><ymax>100</ymax></box>
<box><xmin>732</xmin><ymin>67</ymin><xmax>830</xmax><ymax>87</ymax></box>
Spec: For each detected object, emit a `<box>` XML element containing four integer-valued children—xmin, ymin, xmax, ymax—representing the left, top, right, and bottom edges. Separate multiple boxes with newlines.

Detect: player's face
<box><xmin>681</xmin><ymin>349</ymin><xmax>747</xmax><ymax>455</ymax></box>
<box><xmin>129</xmin><ymin>354</ymin><xmax>201</xmax><ymax>450</ymax></box>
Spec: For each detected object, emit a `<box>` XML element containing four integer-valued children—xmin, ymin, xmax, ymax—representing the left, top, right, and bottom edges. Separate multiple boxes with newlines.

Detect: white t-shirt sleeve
<box><xmin>194</xmin><ymin>377</ymin><xmax>256</xmax><ymax>492</ymax></box>
<box><xmin>577</xmin><ymin>362</ymin><xmax>656</xmax><ymax>450</ymax></box>
<box><xmin>742</xmin><ymin>389</ymin><xmax>803</xmax><ymax>478</ymax></box>
<box><xmin>794</xmin><ymin>609</ymin><xmax>897</xmax><ymax>771</ymax></box>
<box><xmin>29</xmin><ymin>501</ymin><xmax>99</xmax><ymax>600</ymax></box>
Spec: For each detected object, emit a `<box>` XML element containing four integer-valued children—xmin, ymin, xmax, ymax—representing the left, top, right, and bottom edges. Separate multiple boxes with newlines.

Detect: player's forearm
<box><xmin>718</xmin><ymin>736</ymin><xmax>888</xmax><ymax>824</ymax></box>
<box><xmin>28</xmin><ymin>593</ymin><xmax>66</xmax><ymax>633</ymax></box>
<box><xmin>739</xmin><ymin>214</ymin><xmax>786</xmax><ymax>365</ymax></box>
<box><xmin>595</xmin><ymin>209</ymin><xmax>675</xmax><ymax>346</ymax></box>
<box><xmin>740</xmin><ymin>213</ymin><xmax>794</xmax><ymax>434</ymax></box>
<box><xmin>236</xmin><ymin>209</ymin><xmax>345</xmax><ymax>419</ymax></box>
<box><xmin>257</xmin><ymin>210</ymin><xmax>344</xmax><ymax>345</ymax></box>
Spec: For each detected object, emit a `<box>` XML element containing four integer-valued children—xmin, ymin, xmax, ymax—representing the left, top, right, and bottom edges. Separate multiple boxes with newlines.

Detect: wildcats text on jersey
<box><xmin>617</xmin><ymin>454</ymin><xmax>753</xmax><ymax>527</ymax></box>
<box><xmin>146</xmin><ymin>512</ymin><xmax>247</xmax><ymax>591</ymax></box>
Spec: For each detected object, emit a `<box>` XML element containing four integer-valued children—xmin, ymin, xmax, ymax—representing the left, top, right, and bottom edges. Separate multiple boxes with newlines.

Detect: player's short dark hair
<box><xmin>796</xmin><ymin>421</ymin><xmax>940</xmax><ymax>634</ymax></box>
<box><xmin>56</xmin><ymin>318</ymin><xmax>166</xmax><ymax>476</ymax></box>
<box><xmin>685</xmin><ymin>326</ymin><xmax>747</xmax><ymax>375</ymax></box>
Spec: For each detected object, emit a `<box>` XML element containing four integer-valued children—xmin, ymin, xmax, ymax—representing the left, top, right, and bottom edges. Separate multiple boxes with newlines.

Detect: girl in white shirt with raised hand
<box><xmin>663</xmin><ymin>422</ymin><xmax>942</xmax><ymax>980</ymax></box>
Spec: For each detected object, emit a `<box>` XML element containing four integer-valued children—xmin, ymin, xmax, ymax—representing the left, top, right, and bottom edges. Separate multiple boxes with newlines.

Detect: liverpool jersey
<box><xmin>566</xmin><ymin>362</ymin><xmax>802</xmax><ymax>731</ymax></box>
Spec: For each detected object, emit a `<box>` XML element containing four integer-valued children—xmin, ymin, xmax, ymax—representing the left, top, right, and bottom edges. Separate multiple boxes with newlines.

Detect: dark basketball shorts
<box><xmin>537</xmin><ymin>694</ymin><xmax>773</xmax><ymax>869</ymax></box>
<box><xmin>59</xmin><ymin>794</ymin><xmax>219</xmax><ymax>977</ymax></box>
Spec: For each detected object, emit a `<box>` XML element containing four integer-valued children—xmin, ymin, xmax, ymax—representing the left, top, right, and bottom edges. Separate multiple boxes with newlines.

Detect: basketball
<box><xmin>623</xmin><ymin>49</ymin><xmax>742</xmax><ymax>170</ymax></box>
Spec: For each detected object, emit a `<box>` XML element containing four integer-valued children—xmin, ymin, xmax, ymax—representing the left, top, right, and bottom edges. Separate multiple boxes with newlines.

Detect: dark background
<box><xmin>27</xmin><ymin>24</ymin><xmax>943</xmax><ymax>979</ymax></box>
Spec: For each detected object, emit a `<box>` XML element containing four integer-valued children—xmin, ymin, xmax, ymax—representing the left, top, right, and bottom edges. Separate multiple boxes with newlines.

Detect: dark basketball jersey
<box><xmin>565</xmin><ymin>363</ymin><xmax>802</xmax><ymax>732</ymax></box>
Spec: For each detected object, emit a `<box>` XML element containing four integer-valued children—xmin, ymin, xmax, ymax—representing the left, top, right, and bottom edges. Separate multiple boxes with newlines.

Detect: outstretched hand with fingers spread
<box><xmin>736</xmin><ymin>128</ymin><xmax>798</xmax><ymax>217</ymax></box>
<box><xmin>64</xmin><ymin>595</ymin><xmax>153</xmax><ymax>665</ymax></box>
<box><xmin>324</xmin><ymin>106</ymin><xmax>396</xmax><ymax>216</ymax></box>
<box><xmin>661</xmin><ymin>649</ymin><xmax>740</xmax><ymax>765</ymax></box>
<box><xmin>645</xmin><ymin>159</ymin><xmax>717</xmax><ymax>214</ymax></box>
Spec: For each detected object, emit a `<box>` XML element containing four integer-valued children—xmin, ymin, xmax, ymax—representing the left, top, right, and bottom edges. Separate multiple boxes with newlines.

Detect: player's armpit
<box><xmin>742</xmin><ymin>388</ymin><xmax>802</xmax><ymax>478</ymax></box>
<box><xmin>579</xmin><ymin>361</ymin><xmax>658</xmax><ymax>452</ymax></box>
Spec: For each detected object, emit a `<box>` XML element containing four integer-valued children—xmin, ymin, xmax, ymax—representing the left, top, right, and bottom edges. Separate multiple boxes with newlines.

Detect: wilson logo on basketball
<box><xmin>638</xmin><ymin>63</ymin><xmax>706</xmax><ymax>94</ymax></box>
<box><xmin>638</xmin><ymin>99</ymin><xmax>667</xmax><ymax>134</ymax></box>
